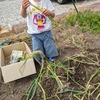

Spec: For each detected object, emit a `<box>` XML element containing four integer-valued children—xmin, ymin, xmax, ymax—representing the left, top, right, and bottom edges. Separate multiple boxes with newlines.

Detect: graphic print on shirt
<box><xmin>33</xmin><ymin>13</ymin><xmax>46</xmax><ymax>30</ymax></box>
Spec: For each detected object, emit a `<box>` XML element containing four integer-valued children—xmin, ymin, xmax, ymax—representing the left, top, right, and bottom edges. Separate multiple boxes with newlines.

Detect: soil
<box><xmin>0</xmin><ymin>5</ymin><xmax>100</xmax><ymax>100</ymax></box>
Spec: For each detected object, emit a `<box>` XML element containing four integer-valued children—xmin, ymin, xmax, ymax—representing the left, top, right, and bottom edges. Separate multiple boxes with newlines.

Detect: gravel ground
<box><xmin>0</xmin><ymin>0</ymin><xmax>100</xmax><ymax>27</ymax></box>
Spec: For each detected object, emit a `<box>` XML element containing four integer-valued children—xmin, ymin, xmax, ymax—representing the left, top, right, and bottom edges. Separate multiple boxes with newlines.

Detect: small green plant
<box><xmin>66</xmin><ymin>10</ymin><xmax>100</xmax><ymax>34</ymax></box>
<box><xmin>65</xmin><ymin>13</ymin><xmax>77</xmax><ymax>26</ymax></box>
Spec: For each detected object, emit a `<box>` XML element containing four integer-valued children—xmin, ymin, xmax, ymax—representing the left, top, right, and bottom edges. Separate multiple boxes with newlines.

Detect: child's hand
<box><xmin>42</xmin><ymin>9</ymin><xmax>55</xmax><ymax>18</ymax></box>
<box><xmin>42</xmin><ymin>9</ymin><xmax>51</xmax><ymax>16</ymax></box>
<box><xmin>22</xmin><ymin>0</ymin><xmax>30</xmax><ymax>9</ymax></box>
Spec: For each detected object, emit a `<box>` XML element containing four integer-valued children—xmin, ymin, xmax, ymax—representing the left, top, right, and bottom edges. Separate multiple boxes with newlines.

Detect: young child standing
<box><xmin>20</xmin><ymin>0</ymin><xmax>58</xmax><ymax>62</ymax></box>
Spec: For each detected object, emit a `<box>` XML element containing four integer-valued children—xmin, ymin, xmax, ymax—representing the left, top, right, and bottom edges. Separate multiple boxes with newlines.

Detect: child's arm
<box><xmin>20</xmin><ymin>0</ymin><xmax>30</xmax><ymax>18</ymax></box>
<box><xmin>42</xmin><ymin>9</ymin><xmax>55</xmax><ymax>18</ymax></box>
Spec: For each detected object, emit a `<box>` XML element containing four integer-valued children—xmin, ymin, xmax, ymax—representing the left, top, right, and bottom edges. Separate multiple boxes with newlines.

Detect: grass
<box><xmin>65</xmin><ymin>10</ymin><xmax>100</xmax><ymax>34</ymax></box>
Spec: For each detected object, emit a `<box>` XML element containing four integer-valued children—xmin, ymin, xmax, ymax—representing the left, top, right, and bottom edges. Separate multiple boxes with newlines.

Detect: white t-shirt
<box><xmin>26</xmin><ymin>0</ymin><xmax>55</xmax><ymax>34</ymax></box>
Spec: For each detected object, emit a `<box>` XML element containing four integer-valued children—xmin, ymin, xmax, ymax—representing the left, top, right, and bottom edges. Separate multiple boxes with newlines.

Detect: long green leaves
<box><xmin>57</xmin><ymin>89</ymin><xmax>84</xmax><ymax>95</ymax></box>
<box><xmin>25</xmin><ymin>53</ymin><xmax>100</xmax><ymax>100</ymax></box>
<box><xmin>71</xmin><ymin>0</ymin><xmax>79</xmax><ymax>14</ymax></box>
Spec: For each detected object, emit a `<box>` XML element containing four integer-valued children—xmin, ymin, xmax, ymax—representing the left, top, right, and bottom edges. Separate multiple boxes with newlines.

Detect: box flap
<box><xmin>24</xmin><ymin>42</ymin><xmax>32</xmax><ymax>54</ymax></box>
<box><xmin>0</xmin><ymin>48</ymin><xmax>5</xmax><ymax>67</ymax></box>
<box><xmin>2</xmin><ymin>42</ymin><xmax>26</xmax><ymax>57</ymax></box>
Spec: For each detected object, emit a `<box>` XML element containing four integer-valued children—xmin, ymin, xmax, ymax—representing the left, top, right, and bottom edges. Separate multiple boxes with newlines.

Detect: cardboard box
<box><xmin>0</xmin><ymin>42</ymin><xmax>36</xmax><ymax>83</ymax></box>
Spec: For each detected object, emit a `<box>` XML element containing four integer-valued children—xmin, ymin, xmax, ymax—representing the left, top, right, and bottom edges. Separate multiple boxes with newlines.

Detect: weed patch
<box><xmin>65</xmin><ymin>11</ymin><xmax>100</xmax><ymax>34</ymax></box>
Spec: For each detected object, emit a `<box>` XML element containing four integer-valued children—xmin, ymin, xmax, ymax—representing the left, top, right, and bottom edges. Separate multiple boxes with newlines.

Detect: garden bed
<box><xmin>0</xmin><ymin>10</ymin><xmax>100</xmax><ymax>100</ymax></box>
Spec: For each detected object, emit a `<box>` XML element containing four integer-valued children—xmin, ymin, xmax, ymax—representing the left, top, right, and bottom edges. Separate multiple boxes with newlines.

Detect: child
<box><xmin>20</xmin><ymin>0</ymin><xmax>58</xmax><ymax>62</ymax></box>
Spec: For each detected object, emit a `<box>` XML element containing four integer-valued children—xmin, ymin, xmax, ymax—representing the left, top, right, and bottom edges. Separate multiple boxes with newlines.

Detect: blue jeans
<box><xmin>30</xmin><ymin>30</ymin><xmax>58</xmax><ymax>58</ymax></box>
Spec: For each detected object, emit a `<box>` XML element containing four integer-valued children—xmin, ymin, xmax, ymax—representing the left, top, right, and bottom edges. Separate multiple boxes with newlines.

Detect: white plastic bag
<box><xmin>10</xmin><ymin>50</ymin><xmax>23</xmax><ymax>64</ymax></box>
